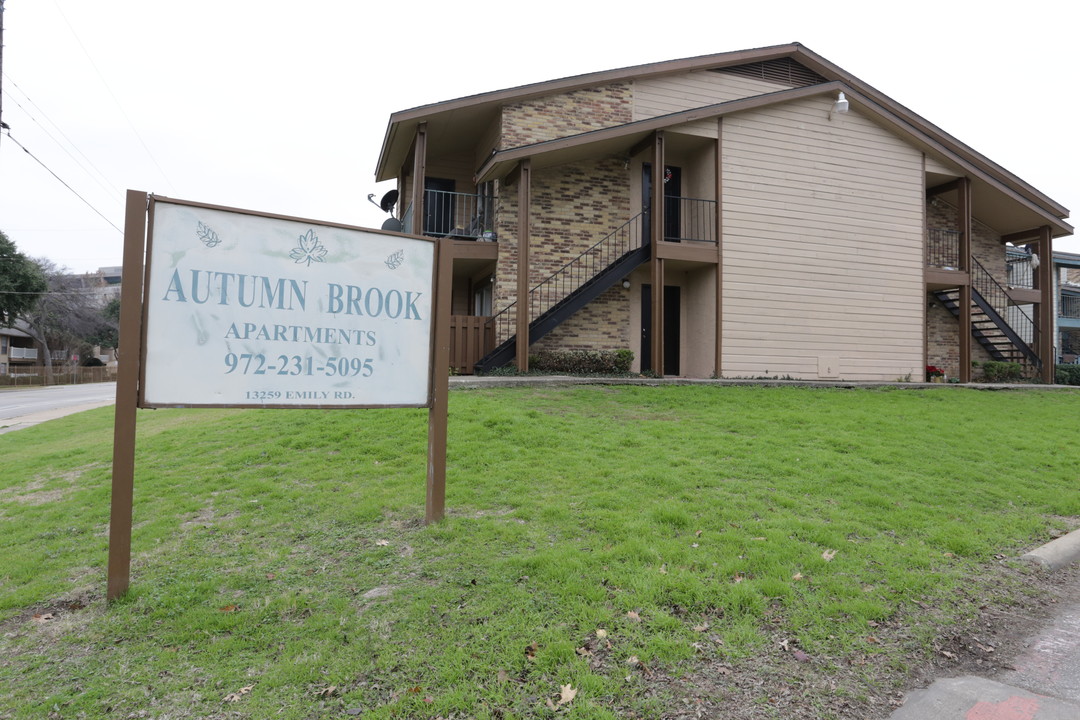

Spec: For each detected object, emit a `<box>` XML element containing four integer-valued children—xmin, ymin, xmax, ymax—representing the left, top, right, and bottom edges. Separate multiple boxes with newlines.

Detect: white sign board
<box><xmin>142</xmin><ymin>200</ymin><xmax>434</xmax><ymax>408</ymax></box>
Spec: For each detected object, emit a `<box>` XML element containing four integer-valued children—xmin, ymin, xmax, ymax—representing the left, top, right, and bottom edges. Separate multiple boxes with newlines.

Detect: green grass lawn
<box><xmin>1</xmin><ymin>384</ymin><xmax>1078</xmax><ymax>719</ymax></box>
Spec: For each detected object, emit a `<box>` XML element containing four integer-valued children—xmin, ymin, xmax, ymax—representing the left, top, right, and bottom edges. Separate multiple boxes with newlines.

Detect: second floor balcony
<box><xmin>402</xmin><ymin>190</ymin><xmax>495</xmax><ymax>241</ymax></box>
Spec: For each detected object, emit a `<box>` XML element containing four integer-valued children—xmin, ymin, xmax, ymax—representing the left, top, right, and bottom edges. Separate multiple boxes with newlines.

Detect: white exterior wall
<box><xmin>721</xmin><ymin>95</ymin><xmax>926</xmax><ymax>381</ymax></box>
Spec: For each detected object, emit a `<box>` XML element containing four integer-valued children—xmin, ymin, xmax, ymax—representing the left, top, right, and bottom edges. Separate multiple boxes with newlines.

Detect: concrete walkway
<box><xmin>890</xmin><ymin>529</ymin><xmax>1080</xmax><ymax>720</ymax></box>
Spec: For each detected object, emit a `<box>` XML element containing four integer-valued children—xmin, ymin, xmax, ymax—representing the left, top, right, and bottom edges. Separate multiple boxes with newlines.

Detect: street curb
<box><xmin>1022</xmin><ymin>527</ymin><xmax>1080</xmax><ymax>572</ymax></box>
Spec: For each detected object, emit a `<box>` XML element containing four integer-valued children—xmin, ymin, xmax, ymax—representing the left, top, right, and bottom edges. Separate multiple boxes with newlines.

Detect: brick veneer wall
<box><xmin>926</xmin><ymin>292</ymin><xmax>995</xmax><ymax>379</ymax></box>
<box><xmin>501</xmin><ymin>84</ymin><xmax>632</xmax><ymax>148</ymax></box>
<box><xmin>926</xmin><ymin>198</ymin><xmax>1006</xmax><ymax>280</ymax></box>
<box><xmin>490</xmin><ymin>157</ymin><xmax>634</xmax><ymax>354</ymax></box>
<box><xmin>533</xmin><ymin>285</ymin><xmax>631</xmax><ymax>353</ymax></box>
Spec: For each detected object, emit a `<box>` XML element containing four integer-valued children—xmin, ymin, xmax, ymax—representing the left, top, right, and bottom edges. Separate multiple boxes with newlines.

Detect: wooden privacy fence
<box><xmin>0</xmin><ymin>365</ymin><xmax>117</xmax><ymax>387</ymax></box>
<box><xmin>449</xmin><ymin>316</ymin><xmax>494</xmax><ymax>374</ymax></box>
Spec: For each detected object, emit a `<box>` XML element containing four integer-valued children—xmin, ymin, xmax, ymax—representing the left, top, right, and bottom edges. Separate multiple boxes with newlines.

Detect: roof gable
<box><xmin>375</xmin><ymin>44</ymin><xmax>1070</xmax><ymax>233</ymax></box>
<box><xmin>710</xmin><ymin>57</ymin><xmax>827</xmax><ymax>88</ymax></box>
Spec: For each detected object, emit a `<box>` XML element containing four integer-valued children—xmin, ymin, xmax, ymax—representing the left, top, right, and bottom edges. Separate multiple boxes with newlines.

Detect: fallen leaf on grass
<box><xmin>658</xmin><ymin>564</ymin><xmax>667</xmax><ymax>575</ymax></box>
<box><xmin>752</xmin><ymin>537</ymin><xmax>766</xmax><ymax>541</ymax></box>
<box><xmin>866</xmin><ymin>636</ymin><xmax>880</xmax><ymax>644</ymax></box>
<box><xmin>941</xmin><ymin>650</ymin><xmax>957</xmax><ymax>659</ymax></box>
<box><xmin>733</xmin><ymin>574</ymin><xmax>745</xmax><ymax>584</ymax></box>
<box><xmin>792</xmin><ymin>572</ymin><xmax>804</xmax><ymax>581</ymax></box>
<box><xmin>595</xmin><ymin>629</ymin><xmax>608</xmax><ymax>639</ymax></box>
<box><xmin>717</xmin><ymin>665</ymin><xmax>732</xmax><ymax>675</ymax></box>
<box><xmin>524</xmin><ymin>642</ymin><xmax>538</xmax><ymax>660</ymax></box>
<box><xmin>822</xmin><ymin>549</ymin><xmax>837</xmax><ymax>562</ymax></box>
<box><xmin>692</xmin><ymin>622</ymin><xmax>709</xmax><ymax>633</ymax></box>
<box><xmin>317</xmin><ymin>686</ymin><xmax>337</xmax><ymax>698</ymax></box>
<box><xmin>576</xmin><ymin>645</ymin><xmax>593</xmax><ymax>657</ymax></box>
<box><xmin>223</xmin><ymin>685</ymin><xmax>254</xmax><ymax>702</ymax></box>
<box><xmin>942</xmin><ymin>552</ymin><xmax>954</xmax><ymax>558</ymax></box>
<box><xmin>792</xmin><ymin>649</ymin><xmax>811</xmax><ymax>662</ymax></box>
<box><xmin>558</xmin><ymin>684</ymin><xmax>577</xmax><ymax>706</ymax></box>
<box><xmin>496</xmin><ymin>669</ymin><xmax>509</xmax><ymax>684</ymax></box>
<box><xmin>31</xmin><ymin>613</ymin><xmax>55</xmax><ymax>623</ymax></box>
<box><xmin>691</xmin><ymin>542</ymin><xmax>699</xmax><ymax>548</ymax></box>
<box><xmin>374</xmin><ymin>539</ymin><xmax>390</xmax><ymax>547</ymax></box>
<box><xmin>626</xmin><ymin>610</ymin><xmax>641</xmax><ymax>622</ymax></box>
<box><xmin>695</xmin><ymin>529</ymin><xmax>703</xmax><ymax>537</ymax></box>
<box><xmin>265</xmin><ymin>573</ymin><xmax>276</xmax><ymax>580</ymax></box>
<box><xmin>218</xmin><ymin>605</ymin><xmax>238</xmax><ymax>613</ymax></box>
<box><xmin>627</xmin><ymin>655</ymin><xmax>640</xmax><ymax>666</ymax></box>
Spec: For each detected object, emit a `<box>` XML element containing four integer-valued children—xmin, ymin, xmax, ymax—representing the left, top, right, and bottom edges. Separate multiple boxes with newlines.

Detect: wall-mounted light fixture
<box><xmin>621</xmin><ymin>279</ymin><xmax>631</xmax><ymax>289</ymax></box>
<box><xmin>829</xmin><ymin>92</ymin><xmax>849</xmax><ymax>121</ymax></box>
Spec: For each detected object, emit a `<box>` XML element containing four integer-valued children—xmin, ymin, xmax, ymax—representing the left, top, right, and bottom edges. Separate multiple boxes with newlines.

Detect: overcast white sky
<box><xmin>1</xmin><ymin>0</ymin><xmax>1076</xmax><ymax>273</ymax></box>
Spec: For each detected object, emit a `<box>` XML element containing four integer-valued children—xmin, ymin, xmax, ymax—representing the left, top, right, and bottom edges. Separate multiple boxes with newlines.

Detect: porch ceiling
<box><xmin>929</xmin><ymin>181</ymin><xmax>1067</xmax><ymax>240</ymax></box>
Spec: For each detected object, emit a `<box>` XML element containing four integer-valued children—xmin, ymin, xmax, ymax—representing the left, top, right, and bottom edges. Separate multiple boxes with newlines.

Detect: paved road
<box><xmin>0</xmin><ymin>382</ymin><xmax>117</xmax><ymax>434</ymax></box>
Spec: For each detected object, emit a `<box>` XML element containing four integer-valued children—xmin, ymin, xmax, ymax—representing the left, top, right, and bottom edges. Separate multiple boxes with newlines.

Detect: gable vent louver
<box><xmin>710</xmin><ymin>58</ymin><xmax>827</xmax><ymax>88</ymax></box>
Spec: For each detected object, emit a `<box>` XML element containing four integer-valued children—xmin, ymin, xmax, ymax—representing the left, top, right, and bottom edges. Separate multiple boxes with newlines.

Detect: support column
<box><xmin>1036</xmin><ymin>225</ymin><xmax>1054</xmax><ymax>383</ymax></box>
<box><xmin>958</xmin><ymin>177</ymin><xmax>972</xmax><ymax>383</ymax></box>
<box><xmin>516</xmin><ymin>160</ymin><xmax>532</xmax><ymax>372</ymax></box>
<box><xmin>410</xmin><ymin>122</ymin><xmax>427</xmax><ymax>235</ymax></box>
<box><xmin>714</xmin><ymin>120</ymin><xmax>723</xmax><ymax>378</ymax></box>
<box><xmin>650</xmin><ymin>132</ymin><xmax>665</xmax><ymax>375</ymax></box>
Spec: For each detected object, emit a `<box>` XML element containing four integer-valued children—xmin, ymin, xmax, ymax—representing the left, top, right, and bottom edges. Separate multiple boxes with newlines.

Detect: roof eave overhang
<box><xmin>374</xmin><ymin>43</ymin><xmax>803</xmax><ymax>182</ymax></box>
<box><xmin>477</xmin><ymin>81</ymin><xmax>1072</xmax><ymax>237</ymax></box>
<box><xmin>788</xmin><ymin>46</ymin><xmax>1070</xmax><ymax>222</ymax></box>
<box><xmin>375</xmin><ymin>43</ymin><xmax>1070</xmax><ymax>233</ymax></box>
<box><xmin>475</xmin><ymin>82</ymin><xmax>843</xmax><ymax>182</ymax></box>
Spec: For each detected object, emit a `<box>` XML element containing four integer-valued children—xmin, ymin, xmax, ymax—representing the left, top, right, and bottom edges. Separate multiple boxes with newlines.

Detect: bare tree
<box><xmin>20</xmin><ymin>259</ymin><xmax>115</xmax><ymax>381</ymax></box>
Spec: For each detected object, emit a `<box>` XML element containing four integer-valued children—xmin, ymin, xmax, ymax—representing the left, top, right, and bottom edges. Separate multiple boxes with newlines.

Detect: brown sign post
<box><xmin>107</xmin><ymin>191</ymin><xmax>450</xmax><ymax>601</ymax></box>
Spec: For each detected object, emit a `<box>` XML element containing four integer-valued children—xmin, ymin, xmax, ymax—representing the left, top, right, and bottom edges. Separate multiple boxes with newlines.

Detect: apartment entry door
<box><xmin>642</xmin><ymin>164</ymin><xmax>682</xmax><ymax>243</ymax></box>
<box><xmin>641</xmin><ymin>284</ymin><xmax>680</xmax><ymax>375</ymax></box>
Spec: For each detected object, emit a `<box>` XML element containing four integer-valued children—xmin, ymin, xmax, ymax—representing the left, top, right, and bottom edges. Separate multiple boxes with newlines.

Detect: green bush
<box><xmin>980</xmin><ymin>361</ymin><xmax>1022</xmax><ymax>383</ymax></box>
<box><xmin>1055</xmin><ymin>364</ymin><xmax>1080</xmax><ymax>386</ymax></box>
<box><xmin>529</xmin><ymin>348</ymin><xmax>634</xmax><ymax>375</ymax></box>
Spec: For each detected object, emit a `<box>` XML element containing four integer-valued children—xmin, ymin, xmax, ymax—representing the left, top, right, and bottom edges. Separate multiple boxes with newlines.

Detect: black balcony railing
<box><xmin>401</xmin><ymin>190</ymin><xmax>494</xmax><ymax>240</ymax></box>
<box><xmin>660</xmin><ymin>196</ymin><xmax>717</xmax><ymax>243</ymax></box>
<box><xmin>927</xmin><ymin>228</ymin><xmax>960</xmax><ymax>269</ymax></box>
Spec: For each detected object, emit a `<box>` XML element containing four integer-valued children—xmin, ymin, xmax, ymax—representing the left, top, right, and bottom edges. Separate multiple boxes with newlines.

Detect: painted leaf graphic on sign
<box><xmin>385</xmin><ymin>249</ymin><xmax>404</xmax><ymax>270</ymax></box>
<box><xmin>196</xmin><ymin>221</ymin><xmax>221</xmax><ymax>247</ymax></box>
<box><xmin>290</xmin><ymin>229</ymin><xmax>327</xmax><ymax>266</ymax></box>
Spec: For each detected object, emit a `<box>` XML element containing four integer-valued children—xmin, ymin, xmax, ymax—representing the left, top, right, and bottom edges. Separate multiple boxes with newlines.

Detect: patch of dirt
<box><xmin>631</xmin><ymin>561</ymin><xmax>1080</xmax><ymax>720</ymax></box>
<box><xmin>0</xmin><ymin>467</ymin><xmax>95</xmax><ymax>506</ymax></box>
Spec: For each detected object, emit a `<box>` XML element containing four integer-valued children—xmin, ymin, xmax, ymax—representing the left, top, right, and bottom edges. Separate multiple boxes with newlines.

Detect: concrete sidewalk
<box><xmin>890</xmin><ymin>529</ymin><xmax>1080</xmax><ymax>720</ymax></box>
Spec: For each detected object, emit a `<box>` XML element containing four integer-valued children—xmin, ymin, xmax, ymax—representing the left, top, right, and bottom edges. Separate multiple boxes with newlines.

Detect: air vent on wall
<box><xmin>710</xmin><ymin>58</ymin><xmax>827</xmax><ymax>88</ymax></box>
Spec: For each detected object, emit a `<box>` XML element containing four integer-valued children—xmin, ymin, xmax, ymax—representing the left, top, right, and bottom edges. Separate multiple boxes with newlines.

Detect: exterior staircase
<box><xmin>475</xmin><ymin>214</ymin><xmax>648</xmax><ymax>372</ymax></box>
<box><xmin>933</xmin><ymin>257</ymin><xmax>1041</xmax><ymax>371</ymax></box>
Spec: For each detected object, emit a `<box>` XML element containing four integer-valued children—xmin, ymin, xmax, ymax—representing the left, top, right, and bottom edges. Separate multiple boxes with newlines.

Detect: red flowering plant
<box><xmin>926</xmin><ymin>365</ymin><xmax>945</xmax><ymax>380</ymax></box>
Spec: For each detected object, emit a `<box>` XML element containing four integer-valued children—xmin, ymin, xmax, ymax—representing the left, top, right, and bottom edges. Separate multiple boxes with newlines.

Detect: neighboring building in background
<box><xmin>374</xmin><ymin>43</ymin><xmax>1071</xmax><ymax>381</ymax></box>
<box><xmin>1055</xmin><ymin>252</ymin><xmax>1080</xmax><ymax>364</ymax></box>
<box><xmin>0</xmin><ymin>321</ymin><xmax>39</xmax><ymax>375</ymax></box>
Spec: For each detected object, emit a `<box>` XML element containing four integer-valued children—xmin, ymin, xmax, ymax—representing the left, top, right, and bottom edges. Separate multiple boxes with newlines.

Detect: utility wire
<box><xmin>52</xmin><ymin>0</ymin><xmax>176</xmax><ymax>193</ymax></box>
<box><xmin>2</xmin><ymin>75</ymin><xmax>125</xmax><ymax>202</ymax></box>
<box><xmin>3</xmin><ymin>130</ymin><xmax>122</xmax><ymax>233</ymax></box>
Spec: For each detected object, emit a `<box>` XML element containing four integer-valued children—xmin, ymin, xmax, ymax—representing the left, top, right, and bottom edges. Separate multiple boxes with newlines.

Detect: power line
<box><xmin>2</xmin><ymin>76</ymin><xmax>125</xmax><ymax>203</ymax></box>
<box><xmin>52</xmin><ymin>0</ymin><xmax>176</xmax><ymax>194</ymax></box>
<box><xmin>3</xmin><ymin>130</ymin><xmax>122</xmax><ymax>233</ymax></box>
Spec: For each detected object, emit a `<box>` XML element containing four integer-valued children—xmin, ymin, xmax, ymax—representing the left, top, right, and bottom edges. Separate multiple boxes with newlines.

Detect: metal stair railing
<box><xmin>970</xmin><ymin>257</ymin><xmax>1040</xmax><ymax>367</ymax></box>
<box><xmin>487</xmin><ymin>212</ymin><xmax>646</xmax><ymax>353</ymax></box>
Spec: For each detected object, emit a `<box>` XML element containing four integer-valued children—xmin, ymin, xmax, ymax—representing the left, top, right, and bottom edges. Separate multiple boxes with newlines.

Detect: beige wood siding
<box><xmin>633</xmin><ymin>71</ymin><xmax>792</xmax><ymax>138</ymax></box>
<box><xmin>722</xmin><ymin>95</ymin><xmax>926</xmax><ymax>381</ymax></box>
<box><xmin>925</xmin><ymin>153</ymin><xmax>960</xmax><ymax>177</ymax></box>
